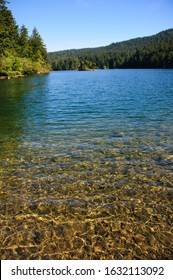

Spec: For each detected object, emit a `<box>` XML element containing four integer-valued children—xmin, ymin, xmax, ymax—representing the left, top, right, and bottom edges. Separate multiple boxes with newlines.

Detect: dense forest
<box><xmin>49</xmin><ymin>29</ymin><xmax>173</xmax><ymax>70</ymax></box>
<box><xmin>0</xmin><ymin>0</ymin><xmax>50</xmax><ymax>78</ymax></box>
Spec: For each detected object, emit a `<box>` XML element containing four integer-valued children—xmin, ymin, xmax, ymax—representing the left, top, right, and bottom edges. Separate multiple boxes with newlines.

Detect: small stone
<box><xmin>167</xmin><ymin>190</ymin><xmax>173</xmax><ymax>197</ymax></box>
<box><xmin>133</xmin><ymin>234</ymin><xmax>146</xmax><ymax>244</ymax></box>
<box><xmin>165</xmin><ymin>155</ymin><xmax>173</xmax><ymax>160</ymax></box>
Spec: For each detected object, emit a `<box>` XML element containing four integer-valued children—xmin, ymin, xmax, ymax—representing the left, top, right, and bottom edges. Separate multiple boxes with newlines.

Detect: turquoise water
<box><xmin>0</xmin><ymin>69</ymin><xmax>173</xmax><ymax>259</ymax></box>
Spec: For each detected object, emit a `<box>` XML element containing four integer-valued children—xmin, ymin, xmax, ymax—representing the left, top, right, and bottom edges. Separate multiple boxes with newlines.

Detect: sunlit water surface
<box><xmin>0</xmin><ymin>70</ymin><xmax>173</xmax><ymax>259</ymax></box>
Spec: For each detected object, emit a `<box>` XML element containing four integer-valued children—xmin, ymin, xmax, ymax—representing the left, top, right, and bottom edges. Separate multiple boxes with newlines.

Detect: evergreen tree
<box><xmin>29</xmin><ymin>27</ymin><xmax>48</xmax><ymax>62</ymax></box>
<box><xmin>0</xmin><ymin>0</ymin><xmax>19</xmax><ymax>54</ymax></box>
<box><xmin>18</xmin><ymin>25</ymin><xmax>30</xmax><ymax>57</ymax></box>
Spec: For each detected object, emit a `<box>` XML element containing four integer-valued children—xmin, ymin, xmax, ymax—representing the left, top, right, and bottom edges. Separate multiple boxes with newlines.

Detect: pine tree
<box><xmin>0</xmin><ymin>0</ymin><xmax>19</xmax><ymax>54</ymax></box>
<box><xmin>18</xmin><ymin>25</ymin><xmax>30</xmax><ymax>57</ymax></box>
<box><xmin>29</xmin><ymin>27</ymin><xmax>48</xmax><ymax>62</ymax></box>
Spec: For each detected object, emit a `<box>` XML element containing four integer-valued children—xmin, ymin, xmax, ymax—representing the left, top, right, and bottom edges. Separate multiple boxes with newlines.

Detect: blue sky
<box><xmin>9</xmin><ymin>0</ymin><xmax>173</xmax><ymax>52</ymax></box>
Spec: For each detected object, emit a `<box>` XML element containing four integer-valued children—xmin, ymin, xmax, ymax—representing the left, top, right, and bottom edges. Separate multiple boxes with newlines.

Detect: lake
<box><xmin>0</xmin><ymin>69</ymin><xmax>173</xmax><ymax>259</ymax></box>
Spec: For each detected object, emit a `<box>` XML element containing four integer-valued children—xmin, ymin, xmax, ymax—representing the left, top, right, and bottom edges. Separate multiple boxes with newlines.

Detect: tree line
<box><xmin>0</xmin><ymin>0</ymin><xmax>50</xmax><ymax>78</ymax></box>
<box><xmin>49</xmin><ymin>29</ymin><xmax>173</xmax><ymax>70</ymax></box>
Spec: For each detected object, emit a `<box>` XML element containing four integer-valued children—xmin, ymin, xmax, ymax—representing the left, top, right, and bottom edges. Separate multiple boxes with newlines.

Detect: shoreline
<box><xmin>0</xmin><ymin>74</ymin><xmax>27</xmax><ymax>80</ymax></box>
<box><xmin>0</xmin><ymin>71</ymin><xmax>50</xmax><ymax>80</ymax></box>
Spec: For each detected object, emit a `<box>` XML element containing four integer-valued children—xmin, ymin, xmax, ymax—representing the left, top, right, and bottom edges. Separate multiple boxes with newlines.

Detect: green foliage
<box><xmin>29</xmin><ymin>27</ymin><xmax>49</xmax><ymax>62</ymax></box>
<box><xmin>18</xmin><ymin>25</ymin><xmax>30</xmax><ymax>57</ymax></box>
<box><xmin>0</xmin><ymin>0</ymin><xmax>9</xmax><ymax>7</ymax></box>
<box><xmin>0</xmin><ymin>4</ymin><xmax>19</xmax><ymax>54</ymax></box>
<box><xmin>49</xmin><ymin>29</ymin><xmax>173</xmax><ymax>70</ymax></box>
<box><xmin>0</xmin><ymin>1</ymin><xmax>50</xmax><ymax>77</ymax></box>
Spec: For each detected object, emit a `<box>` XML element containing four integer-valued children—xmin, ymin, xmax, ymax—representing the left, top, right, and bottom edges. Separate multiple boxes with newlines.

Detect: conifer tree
<box><xmin>29</xmin><ymin>27</ymin><xmax>48</xmax><ymax>62</ymax></box>
<box><xmin>18</xmin><ymin>25</ymin><xmax>30</xmax><ymax>57</ymax></box>
<box><xmin>0</xmin><ymin>0</ymin><xmax>19</xmax><ymax>54</ymax></box>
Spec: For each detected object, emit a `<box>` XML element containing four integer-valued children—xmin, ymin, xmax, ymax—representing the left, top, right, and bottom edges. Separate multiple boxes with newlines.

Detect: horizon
<box><xmin>9</xmin><ymin>0</ymin><xmax>173</xmax><ymax>52</ymax></box>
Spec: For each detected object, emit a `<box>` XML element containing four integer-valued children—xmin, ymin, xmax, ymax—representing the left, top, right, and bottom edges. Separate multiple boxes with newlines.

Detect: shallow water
<box><xmin>0</xmin><ymin>69</ymin><xmax>173</xmax><ymax>259</ymax></box>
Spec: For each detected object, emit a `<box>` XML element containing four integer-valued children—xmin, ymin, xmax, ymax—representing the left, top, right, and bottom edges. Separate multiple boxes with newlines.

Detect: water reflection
<box><xmin>0</xmin><ymin>75</ymin><xmax>49</xmax><ymax>189</ymax></box>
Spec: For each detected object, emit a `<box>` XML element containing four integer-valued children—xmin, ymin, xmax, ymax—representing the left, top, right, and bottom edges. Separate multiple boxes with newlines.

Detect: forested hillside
<box><xmin>0</xmin><ymin>0</ymin><xmax>50</xmax><ymax>78</ymax></box>
<box><xmin>49</xmin><ymin>29</ymin><xmax>173</xmax><ymax>70</ymax></box>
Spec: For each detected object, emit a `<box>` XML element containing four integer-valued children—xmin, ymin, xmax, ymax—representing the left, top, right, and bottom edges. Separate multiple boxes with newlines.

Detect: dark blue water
<box><xmin>0</xmin><ymin>69</ymin><xmax>173</xmax><ymax>259</ymax></box>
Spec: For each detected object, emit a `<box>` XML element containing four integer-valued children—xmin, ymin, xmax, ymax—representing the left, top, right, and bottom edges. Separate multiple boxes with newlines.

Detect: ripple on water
<box><xmin>0</xmin><ymin>70</ymin><xmax>173</xmax><ymax>259</ymax></box>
